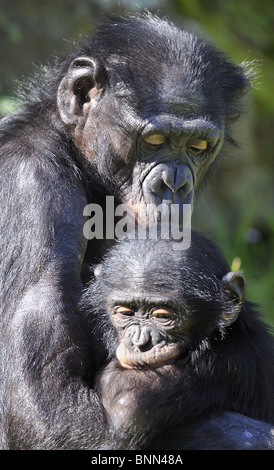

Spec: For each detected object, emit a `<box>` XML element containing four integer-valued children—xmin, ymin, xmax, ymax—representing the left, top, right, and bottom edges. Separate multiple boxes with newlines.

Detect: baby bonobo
<box><xmin>86</xmin><ymin>230</ymin><xmax>274</xmax><ymax>447</ymax></box>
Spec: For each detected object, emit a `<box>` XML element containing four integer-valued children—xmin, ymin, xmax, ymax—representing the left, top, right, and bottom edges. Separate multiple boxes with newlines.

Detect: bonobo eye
<box><xmin>150</xmin><ymin>308</ymin><xmax>174</xmax><ymax>320</ymax></box>
<box><xmin>187</xmin><ymin>140</ymin><xmax>208</xmax><ymax>157</ymax></box>
<box><xmin>113</xmin><ymin>306</ymin><xmax>135</xmax><ymax>316</ymax></box>
<box><xmin>142</xmin><ymin>133</ymin><xmax>166</xmax><ymax>146</ymax></box>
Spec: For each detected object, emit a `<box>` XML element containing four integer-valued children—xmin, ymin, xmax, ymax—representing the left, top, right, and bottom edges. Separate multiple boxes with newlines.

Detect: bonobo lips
<box><xmin>116</xmin><ymin>341</ymin><xmax>181</xmax><ymax>369</ymax></box>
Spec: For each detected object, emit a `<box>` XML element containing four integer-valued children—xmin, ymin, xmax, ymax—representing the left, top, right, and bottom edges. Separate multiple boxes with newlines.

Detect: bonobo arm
<box><xmin>0</xmin><ymin>147</ymin><xmax>111</xmax><ymax>449</ymax></box>
<box><xmin>148</xmin><ymin>412</ymin><xmax>274</xmax><ymax>450</ymax></box>
<box><xmin>98</xmin><ymin>361</ymin><xmax>274</xmax><ymax>450</ymax></box>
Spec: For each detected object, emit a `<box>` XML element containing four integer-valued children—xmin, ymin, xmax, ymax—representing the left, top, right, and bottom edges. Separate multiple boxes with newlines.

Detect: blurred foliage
<box><xmin>0</xmin><ymin>0</ymin><xmax>273</xmax><ymax>325</ymax></box>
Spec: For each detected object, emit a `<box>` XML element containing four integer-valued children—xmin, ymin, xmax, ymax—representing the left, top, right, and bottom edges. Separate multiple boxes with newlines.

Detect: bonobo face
<box><xmin>93</xmin><ymin>234</ymin><xmax>245</xmax><ymax>370</ymax></box>
<box><xmin>125</xmin><ymin>118</ymin><xmax>223</xmax><ymax>215</ymax></box>
<box><xmin>109</xmin><ymin>302</ymin><xmax>183</xmax><ymax>369</ymax></box>
<box><xmin>57</xmin><ymin>16</ymin><xmax>247</xmax><ymax>222</ymax></box>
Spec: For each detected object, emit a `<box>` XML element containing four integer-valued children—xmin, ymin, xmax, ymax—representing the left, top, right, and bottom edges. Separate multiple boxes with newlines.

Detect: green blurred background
<box><xmin>0</xmin><ymin>0</ymin><xmax>273</xmax><ymax>325</ymax></box>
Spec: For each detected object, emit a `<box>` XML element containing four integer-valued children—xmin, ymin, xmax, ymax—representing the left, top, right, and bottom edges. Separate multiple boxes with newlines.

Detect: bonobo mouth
<box><xmin>116</xmin><ymin>342</ymin><xmax>181</xmax><ymax>369</ymax></box>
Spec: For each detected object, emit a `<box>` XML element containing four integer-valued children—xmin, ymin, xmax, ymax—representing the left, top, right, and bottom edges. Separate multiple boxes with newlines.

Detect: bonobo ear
<box><xmin>57</xmin><ymin>56</ymin><xmax>108</xmax><ymax>125</ymax></box>
<box><xmin>221</xmin><ymin>272</ymin><xmax>245</xmax><ymax>323</ymax></box>
<box><xmin>222</xmin><ymin>271</ymin><xmax>245</xmax><ymax>302</ymax></box>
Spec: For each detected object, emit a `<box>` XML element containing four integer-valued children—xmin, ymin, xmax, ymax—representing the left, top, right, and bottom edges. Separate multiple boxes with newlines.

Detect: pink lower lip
<box><xmin>116</xmin><ymin>342</ymin><xmax>180</xmax><ymax>369</ymax></box>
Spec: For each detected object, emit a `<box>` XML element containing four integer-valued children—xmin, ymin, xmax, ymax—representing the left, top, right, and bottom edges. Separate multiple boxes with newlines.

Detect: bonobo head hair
<box><xmin>21</xmin><ymin>14</ymin><xmax>251</xmax><ymax>134</ymax></box>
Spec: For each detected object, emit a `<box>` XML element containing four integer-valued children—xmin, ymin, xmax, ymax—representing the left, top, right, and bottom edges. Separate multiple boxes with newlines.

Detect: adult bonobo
<box><xmin>89</xmin><ymin>232</ymin><xmax>274</xmax><ymax>450</ymax></box>
<box><xmin>0</xmin><ymin>14</ymin><xmax>249</xmax><ymax>448</ymax></box>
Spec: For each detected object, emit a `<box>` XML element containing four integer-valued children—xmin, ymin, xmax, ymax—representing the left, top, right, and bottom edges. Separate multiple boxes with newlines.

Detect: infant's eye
<box><xmin>151</xmin><ymin>308</ymin><xmax>174</xmax><ymax>319</ymax></box>
<box><xmin>113</xmin><ymin>306</ymin><xmax>135</xmax><ymax>316</ymax></box>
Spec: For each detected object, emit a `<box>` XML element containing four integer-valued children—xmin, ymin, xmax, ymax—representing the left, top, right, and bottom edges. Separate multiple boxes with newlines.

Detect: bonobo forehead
<box><xmin>88</xmin><ymin>15</ymin><xmax>231</xmax><ymax>115</ymax></box>
<box><xmin>101</xmin><ymin>238</ymin><xmax>181</xmax><ymax>292</ymax></box>
<box><xmin>109</xmin><ymin>290</ymin><xmax>180</xmax><ymax>308</ymax></box>
<box><xmin>100</xmin><ymin>231</ymin><xmax>230</xmax><ymax>293</ymax></box>
<box><xmin>105</xmin><ymin>26</ymin><xmax>222</xmax><ymax>118</ymax></box>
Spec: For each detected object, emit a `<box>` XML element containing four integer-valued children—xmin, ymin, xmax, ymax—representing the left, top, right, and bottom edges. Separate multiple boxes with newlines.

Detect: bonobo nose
<box><xmin>131</xmin><ymin>326</ymin><xmax>153</xmax><ymax>352</ymax></box>
<box><xmin>124</xmin><ymin>325</ymin><xmax>162</xmax><ymax>352</ymax></box>
<box><xmin>143</xmin><ymin>162</ymin><xmax>193</xmax><ymax>204</ymax></box>
<box><xmin>162</xmin><ymin>163</ymin><xmax>189</xmax><ymax>193</ymax></box>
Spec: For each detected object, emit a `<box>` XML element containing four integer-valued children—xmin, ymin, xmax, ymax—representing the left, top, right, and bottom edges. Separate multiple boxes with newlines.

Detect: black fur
<box><xmin>0</xmin><ymin>14</ymin><xmax>251</xmax><ymax>449</ymax></box>
<box><xmin>89</xmin><ymin>231</ymin><xmax>274</xmax><ymax>449</ymax></box>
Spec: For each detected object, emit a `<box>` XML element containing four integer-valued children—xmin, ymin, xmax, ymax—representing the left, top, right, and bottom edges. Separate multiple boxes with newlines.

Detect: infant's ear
<box><xmin>221</xmin><ymin>272</ymin><xmax>245</xmax><ymax>324</ymax></box>
<box><xmin>221</xmin><ymin>271</ymin><xmax>245</xmax><ymax>303</ymax></box>
<box><xmin>94</xmin><ymin>263</ymin><xmax>103</xmax><ymax>278</ymax></box>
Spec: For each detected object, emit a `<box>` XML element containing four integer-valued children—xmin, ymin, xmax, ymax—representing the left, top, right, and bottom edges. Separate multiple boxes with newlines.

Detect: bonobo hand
<box><xmin>97</xmin><ymin>361</ymin><xmax>149</xmax><ymax>433</ymax></box>
<box><xmin>97</xmin><ymin>360</ymin><xmax>184</xmax><ymax>435</ymax></box>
